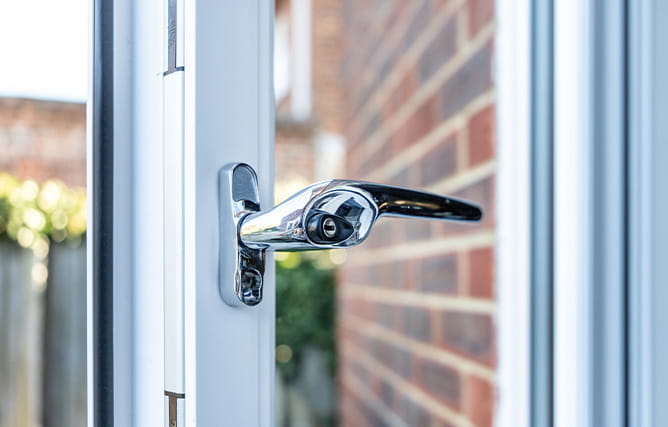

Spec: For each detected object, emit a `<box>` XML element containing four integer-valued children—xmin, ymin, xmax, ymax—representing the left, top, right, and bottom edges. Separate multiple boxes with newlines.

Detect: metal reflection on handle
<box><xmin>219</xmin><ymin>163</ymin><xmax>482</xmax><ymax>307</ymax></box>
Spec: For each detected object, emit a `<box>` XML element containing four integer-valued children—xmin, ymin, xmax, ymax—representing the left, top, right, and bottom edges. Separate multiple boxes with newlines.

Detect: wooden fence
<box><xmin>0</xmin><ymin>239</ymin><xmax>334</xmax><ymax>426</ymax></box>
<box><xmin>0</xmin><ymin>240</ymin><xmax>86</xmax><ymax>427</ymax></box>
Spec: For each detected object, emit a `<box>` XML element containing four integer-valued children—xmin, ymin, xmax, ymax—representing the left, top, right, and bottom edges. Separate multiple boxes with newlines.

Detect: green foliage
<box><xmin>0</xmin><ymin>173</ymin><xmax>86</xmax><ymax>253</ymax></box>
<box><xmin>0</xmin><ymin>173</ymin><xmax>336</xmax><ymax>383</ymax></box>
<box><xmin>275</xmin><ymin>252</ymin><xmax>336</xmax><ymax>382</ymax></box>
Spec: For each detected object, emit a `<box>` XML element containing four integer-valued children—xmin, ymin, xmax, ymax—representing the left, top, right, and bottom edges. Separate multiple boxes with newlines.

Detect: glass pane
<box><xmin>0</xmin><ymin>1</ymin><xmax>88</xmax><ymax>426</ymax></box>
<box><xmin>274</xmin><ymin>1</ymin><xmax>495</xmax><ymax>426</ymax></box>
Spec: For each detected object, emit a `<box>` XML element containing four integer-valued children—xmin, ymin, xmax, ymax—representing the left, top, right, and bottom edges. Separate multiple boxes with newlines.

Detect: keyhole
<box><xmin>322</xmin><ymin>217</ymin><xmax>337</xmax><ymax>238</ymax></box>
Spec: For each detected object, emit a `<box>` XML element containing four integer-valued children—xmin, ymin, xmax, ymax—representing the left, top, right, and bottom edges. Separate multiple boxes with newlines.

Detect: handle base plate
<box><xmin>219</xmin><ymin>163</ymin><xmax>265</xmax><ymax>307</ymax></box>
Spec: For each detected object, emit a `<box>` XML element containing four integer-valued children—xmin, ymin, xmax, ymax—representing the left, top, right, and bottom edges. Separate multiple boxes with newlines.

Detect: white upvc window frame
<box><xmin>498</xmin><ymin>0</ymin><xmax>641</xmax><ymax>426</ymax></box>
<box><xmin>183</xmin><ymin>1</ymin><xmax>275</xmax><ymax>425</ymax></box>
<box><xmin>553</xmin><ymin>1</ymin><xmax>628</xmax><ymax>426</ymax></box>
<box><xmin>628</xmin><ymin>0</ymin><xmax>668</xmax><ymax>426</ymax></box>
<box><xmin>495</xmin><ymin>0</ymin><xmax>531</xmax><ymax>424</ymax></box>
<box><xmin>89</xmin><ymin>1</ymin><xmax>275</xmax><ymax>426</ymax></box>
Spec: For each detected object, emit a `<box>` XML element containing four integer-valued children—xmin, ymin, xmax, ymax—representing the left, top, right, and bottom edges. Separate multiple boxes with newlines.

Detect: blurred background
<box><xmin>0</xmin><ymin>1</ymin><xmax>88</xmax><ymax>426</ymax></box>
<box><xmin>274</xmin><ymin>1</ymin><xmax>494</xmax><ymax>426</ymax></box>
<box><xmin>0</xmin><ymin>0</ymin><xmax>495</xmax><ymax>426</ymax></box>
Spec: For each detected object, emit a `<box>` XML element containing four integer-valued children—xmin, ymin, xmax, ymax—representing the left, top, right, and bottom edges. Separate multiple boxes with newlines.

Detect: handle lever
<box><xmin>219</xmin><ymin>163</ymin><xmax>482</xmax><ymax>307</ymax></box>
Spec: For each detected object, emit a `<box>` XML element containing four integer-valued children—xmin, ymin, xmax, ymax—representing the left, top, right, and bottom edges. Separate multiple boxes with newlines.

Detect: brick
<box><xmin>468</xmin><ymin>0</ymin><xmax>494</xmax><ymax>38</ymax></box>
<box><xmin>403</xmin><ymin>306</ymin><xmax>432</xmax><ymax>341</ymax></box>
<box><xmin>418</xmin><ymin>359</ymin><xmax>461</xmax><ymax>407</ymax></box>
<box><xmin>369</xmin><ymin>370</ymin><xmax>383</xmax><ymax>396</ymax></box>
<box><xmin>467</xmin><ymin>105</ymin><xmax>495</xmax><ymax>166</ymax></box>
<box><xmin>366</xmin><ymin>264</ymin><xmax>382</xmax><ymax>286</ymax></box>
<box><xmin>392</xmin><ymin>95</ymin><xmax>438</xmax><ymax>154</ymax></box>
<box><xmin>360</xmin><ymin>142</ymin><xmax>392</xmax><ymax>176</ymax></box>
<box><xmin>378</xmin><ymin>51</ymin><xmax>397</xmax><ymax>83</ymax></box>
<box><xmin>376</xmin><ymin>303</ymin><xmax>400</xmax><ymax>329</ymax></box>
<box><xmin>389</xmin><ymin>261</ymin><xmax>407</xmax><ymax>289</ymax></box>
<box><xmin>348</xmin><ymin>266</ymin><xmax>367</xmax><ymax>284</ymax></box>
<box><xmin>370</xmin><ymin>338</ymin><xmax>413</xmax><ymax>379</ymax></box>
<box><xmin>437</xmin><ymin>43</ymin><xmax>493</xmax><ymax>122</ymax></box>
<box><xmin>362</xmin><ymin>300</ymin><xmax>377</xmax><ymax>322</ymax></box>
<box><xmin>419</xmin><ymin>254</ymin><xmax>458</xmax><ymax>293</ymax></box>
<box><xmin>363</xmin><ymin>404</ymin><xmax>388</xmax><ymax>427</ymax></box>
<box><xmin>362</xmin><ymin>112</ymin><xmax>382</xmax><ymax>141</ymax></box>
<box><xmin>397</xmin><ymin>396</ymin><xmax>433</xmax><ymax>427</ymax></box>
<box><xmin>464</xmin><ymin>375</ymin><xmax>494</xmax><ymax>427</ymax></box>
<box><xmin>403</xmin><ymin>219</ymin><xmax>432</xmax><ymax>242</ymax></box>
<box><xmin>418</xmin><ymin>17</ymin><xmax>458</xmax><ymax>82</ymax></box>
<box><xmin>403</xmin><ymin>259</ymin><xmax>418</xmax><ymax>290</ymax></box>
<box><xmin>341</xmin><ymin>51</ymin><xmax>356</xmax><ymax>79</ymax></box>
<box><xmin>338</xmin><ymin>388</ymin><xmax>361</xmax><ymax>427</ymax></box>
<box><xmin>354</xmin><ymin>84</ymin><xmax>376</xmax><ymax>120</ymax></box>
<box><xmin>352</xmin><ymin>362</ymin><xmax>371</xmax><ymax>387</ymax></box>
<box><xmin>386</xmin><ymin>68</ymin><xmax>418</xmax><ymax>117</ymax></box>
<box><xmin>380</xmin><ymin>379</ymin><xmax>395</xmax><ymax>409</ymax></box>
<box><xmin>440</xmin><ymin>311</ymin><xmax>494</xmax><ymax>363</ymax></box>
<box><xmin>342</xmin><ymin>394</ymin><xmax>368</xmax><ymax>427</ymax></box>
<box><xmin>468</xmin><ymin>246</ymin><xmax>494</xmax><ymax>298</ymax></box>
<box><xmin>352</xmin><ymin>301</ymin><xmax>366</xmax><ymax>322</ymax></box>
<box><xmin>371</xmin><ymin>260</ymin><xmax>394</xmax><ymax>289</ymax></box>
<box><xmin>419</xmin><ymin>135</ymin><xmax>458</xmax><ymax>186</ymax></box>
<box><xmin>339</xmin><ymin>323</ymin><xmax>361</xmax><ymax>348</ymax></box>
<box><xmin>402</xmin><ymin>1</ymin><xmax>432</xmax><ymax>48</ymax></box>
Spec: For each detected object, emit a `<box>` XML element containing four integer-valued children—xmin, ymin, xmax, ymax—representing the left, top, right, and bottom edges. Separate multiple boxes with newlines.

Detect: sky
<box><xmin>0</xmin><ymin>0</ymin><xmax>289</xmax><ymax>104</ymax></box>
<box><xmin>0</xmin><ymin>0</ymin><xmax>88</xmax><ymax>102</ymax></box>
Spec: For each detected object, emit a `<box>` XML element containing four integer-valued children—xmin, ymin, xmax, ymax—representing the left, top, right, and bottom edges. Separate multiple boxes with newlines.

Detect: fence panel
<box><xmin>0</xmin><ymin>240</ymin><xmax>38</xmax><ymax>427</ymax></box>
<box><xmin>43</xmin><ymin>242</ymin><xmax>87</xmax><ymax>427</ymax></box>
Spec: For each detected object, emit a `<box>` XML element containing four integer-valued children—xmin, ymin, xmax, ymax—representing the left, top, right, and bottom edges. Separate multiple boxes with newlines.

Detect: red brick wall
<box><xmin>337</xmin><ymin>0</ymin><xmax>496</xmax><ymax>426</ymax></box>
<box><xmin>0</xmin><ymin>98</ymin><xmax>86</xmax><ymax>187</ymax></box>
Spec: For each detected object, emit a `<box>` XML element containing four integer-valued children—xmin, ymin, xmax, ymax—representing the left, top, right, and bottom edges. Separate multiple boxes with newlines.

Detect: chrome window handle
<box><xmin>219</xmin><ymin>163</ymin><xmax>482</xmax><ymax>307</ymax></box>
<box><xmin>240</xmin><ymin>179</ymin><xmax>481</xmax><ymax>250</ymax></box>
